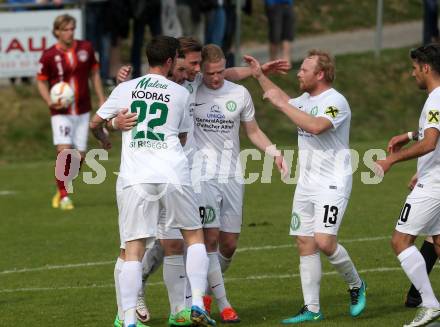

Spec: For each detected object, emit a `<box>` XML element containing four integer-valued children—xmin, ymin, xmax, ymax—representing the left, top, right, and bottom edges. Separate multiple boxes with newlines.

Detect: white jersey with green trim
<box><xmin>97</xmin><ymin>73</ymin><xmax>191</xmax><ymax>187</ymax></box>
<box><xmin>416</xmin><ymin>86</ymin><xmax>440</xmax><ymax>199</ymax></box>
<box><xmin>182</xmin><ymin>73</ymin><xmax>203</xmax><ymax>165</ymax></box>
<box><xmin>192</xmin><ymin>80</ymin><xmax>255</xmax><ymax>180</ymax></box>
<box><xmin>289</xmin><ymin>88</ymin><xmax>352</xmax><ymax>196</ymax></box>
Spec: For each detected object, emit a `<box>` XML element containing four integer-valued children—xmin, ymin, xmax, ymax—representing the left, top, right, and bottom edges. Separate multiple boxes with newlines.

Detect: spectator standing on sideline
<box><xmin>7</xmin><ymin>0</ymin><xmax>36</xmax><ymax>84</ymax></box>
<box><xmin>161</xmin><ymin>0</ymin><xmax>183</xmax><ymax>37</ymax></box>
<box><xmin>424</xmin><ymin>0</ymin><xmax>440</xmax><ymax>45</ymax></box>
<box><xmin>130</xmin><ymin>0</ymin><xmax>161</xmax><ymax>78</ymax></box>
<box><xmin>106</xmin><ymin>0</ymin><xmax>130</xmax><ymax>82</ymax></box>
<box><xmin>177</xmin><ymin>0</ymin><xmax>204</xmax><ymax>42</ymax></box>
<box><xmin>222</xmin><ymin>0</ymin><xmax>253</xmax><ymax>67</ymax></box>
<box><xmin>265</xmin><ymin>0</ymin><xmax>294</xmax><ymax>64</ymax></box>
<box><xmin>205</xmin><ymin>0</ymin><xmax>226</xmax><ymax>46</ymax></box>
<box><xmin>85</xmin><ymin>0</ymin><xmax>112</xmax><ymax>86</ymax></box>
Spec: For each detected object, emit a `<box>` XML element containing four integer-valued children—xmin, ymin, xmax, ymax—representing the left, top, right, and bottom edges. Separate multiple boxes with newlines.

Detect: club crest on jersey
<box><xmin>325</xmin><ymin>106</ymin><xmax>339</xmax><ymax>118</ymax></box>
<box><xmin>225</xmin><ymin>100</ymin><xmax>237</xmax><ymax>112</ymax></box>
<box><xmin>77</xmin><ymin>50</ymin><xmax>89</xmax><ymax>62</ymax></box>
<box><xmin>290</xmin><ymin>212</ymin><xmax>301</xmax><ymax>231</ymax></box>
<box><xmin>428</xmin><ymin>109</ymin><xmax>439</xmax><ymax>124</ymax></box>
<box><xmin>310</xmin><ymin>106</ymin><xmax>318</xmax><ymax>116</ymax></box>
<box><xmin>200</xmin><ymin>205</ymin><xmax>216</xmax><ymax>224</ymax></box>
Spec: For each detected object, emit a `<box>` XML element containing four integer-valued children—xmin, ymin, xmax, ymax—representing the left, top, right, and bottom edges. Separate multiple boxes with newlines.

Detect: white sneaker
<box><xmin>403</xmin><ymin>307</ymin><xmax>440</xmax><ymax>327</ymax></box>
<box><xmin>136</xmin><ymin>295</ymin><xmax>150</xmax><ymax>323</ymax></box>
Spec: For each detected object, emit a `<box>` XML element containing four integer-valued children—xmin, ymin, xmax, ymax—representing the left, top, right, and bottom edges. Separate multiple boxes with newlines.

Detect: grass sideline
<box><xmin>0</xmin><ymin>46</ymin><xmax>425</xmax><ymax>162</ymax></box>
<box><xmin>1</xmin><ymin>141</ymin><xmax>437</xmax><ymax>326</ymax></box>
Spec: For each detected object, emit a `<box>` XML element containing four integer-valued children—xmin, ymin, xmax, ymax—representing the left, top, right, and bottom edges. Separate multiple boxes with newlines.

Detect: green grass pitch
<box><xmin>1</xmin><ymin>141</ymin><xmax>438</xmax><ymax>326</ymax></box>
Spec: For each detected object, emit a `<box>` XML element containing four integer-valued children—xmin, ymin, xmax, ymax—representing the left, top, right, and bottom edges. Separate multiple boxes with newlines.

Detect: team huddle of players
<box><xmin>39</xmin><ymin>14</ymin><xmax>440</xmax><ymax>327</ymax></box>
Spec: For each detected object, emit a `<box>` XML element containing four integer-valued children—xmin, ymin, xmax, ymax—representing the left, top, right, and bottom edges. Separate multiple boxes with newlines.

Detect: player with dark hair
<box><xmin>90</xmin><ymin>36</ymin><xmax>215</xmax><ymax>327</ymax></box>
<box><xmin>376</xmin><ymin>43</ymin><xmax>440</xmax><ymax>327</ymax></box>
<box><xmin>114</xmin><ymin>37</ymin><xmax>290</xmax><ymax>325</ymax></box>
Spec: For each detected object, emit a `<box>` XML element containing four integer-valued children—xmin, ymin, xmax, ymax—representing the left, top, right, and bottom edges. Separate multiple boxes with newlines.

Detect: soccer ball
<box><xmin>50</xmin><ymin>81</ymin><xmax>74</xmax><ymax>108</ymax></box>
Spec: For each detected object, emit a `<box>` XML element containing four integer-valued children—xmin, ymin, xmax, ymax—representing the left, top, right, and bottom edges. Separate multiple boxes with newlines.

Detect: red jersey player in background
<box><xmin>37</xmin><ymin>14</ymin><xmax>105</xmax><ymax>210</ymax></box>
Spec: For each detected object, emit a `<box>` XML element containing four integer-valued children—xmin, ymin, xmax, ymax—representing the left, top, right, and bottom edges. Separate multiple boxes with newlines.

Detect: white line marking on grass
<box><xmin>226</xmin><ymin>266</ymin><xmax>405</xmax><ymax>282</ymax></box>
<box><xmin>0</xmin><ymin>190</ymin><xmax>17</xmax><ymax>195</ymax></box>
<box><xmin>0</xmin><ymin>261</ymin><xmax>114</xmax><ymax>275</ymax></box>
<box><xmin>236</xmin><ymin>235</ymin><xmax>389</xmax><ymax>253</ymax></box>
<box><xmin>0</xmin><ymin>266</ymin><xmax>413</xmax><ymax>294</ymax></box>
<box><xmin>0</xmin><ymin>236</ymin><xmax>390</xmax><ymax>276</ymax></box>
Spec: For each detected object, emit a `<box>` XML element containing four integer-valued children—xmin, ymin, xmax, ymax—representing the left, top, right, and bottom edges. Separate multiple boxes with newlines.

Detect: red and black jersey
<box><xmin>37</xmin><ymin>40</ymin><xmax>99</xmax><ymax>116</ymax></box>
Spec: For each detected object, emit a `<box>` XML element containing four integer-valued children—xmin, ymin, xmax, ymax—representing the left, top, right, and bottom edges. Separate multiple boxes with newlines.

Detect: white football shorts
<box><xmin>118</xmin><ymin>183</ymin><xmax>201</xmax><ymax>248</ymax></box>
<box><xmin>395</xmin><ymin>187</ymin><xmax>440</xmax><ymax>236</ymax></box>
<box><xmin>51</xmin><ymin>112</ymin><xmax>90</xmax><ymax>152</ymax></box>
<box><xmin>199</xmin><ymin>178</ymin><xmax>244</xmax><ymax>233</ymax></box>
<box><xmin>157</xmin><ymin>207</ymin><xmax>184</xmax><ymax>240</ymax></box>
<box><xmin>289</xmin><ymin>191</ymin><xmax>349</xmax><ymax>236</ymax></box>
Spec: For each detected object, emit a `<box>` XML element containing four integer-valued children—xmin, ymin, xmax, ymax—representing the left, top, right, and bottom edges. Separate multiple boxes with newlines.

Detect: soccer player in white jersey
<box><xmin>375</xmin><ymin>44</ymin><xmax>440</xmax><ymax>327</ymax></box>
<box><xmin>89</xmin><ymin>36</ymin><xmax>216</xmax><ymax>327</ymax></box>
<box><xmin>113</xmin><ymin>37</ymin><xmax>290</xmax><ymax>325</ymax></box>
<box><xmin>244</xmin><ymin>51</ymin><xmax>366</xmax><ymax>324</ymax></box>
<box><xmin>193</xmin><ymin>44</ymin><xmax>287</xmax><ymax>323</ymax></box>
<box><xmin>111</xmin><ymin>53</ymin><xmax>194</xmax><ymax>327</ymax></box>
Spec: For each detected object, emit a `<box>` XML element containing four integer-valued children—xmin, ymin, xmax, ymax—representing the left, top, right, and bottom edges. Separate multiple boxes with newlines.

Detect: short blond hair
<box><xmin>307</xmin><ymin>49</ymin><xmax>335</xmax><ymax>83</ymax></box>
<box><xmin>201</xmin><ymin>44</ymin><xmax>225</xmax><ymax>64</ymax></box>
<box><xmin>52</xmin><ymin>14</ymin><xmax>76</xmax><ymax>38</ymax></box>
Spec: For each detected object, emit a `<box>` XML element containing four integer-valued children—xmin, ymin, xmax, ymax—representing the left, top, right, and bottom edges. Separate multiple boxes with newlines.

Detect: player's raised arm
<box><xmin>245</xmin><ymin>54</ymin><xmax>335</xmax><ymax>135</ymax></box>
<box><xmin>376</xmin><ymin>127</ymin><xmax>439</xmax><ymax>175</ymax></box>
<box><xmin>387</xmin><ymin>132</ymin><xmax>412</xmax><ymax>153</ymax></box>
<box><xmin>266</xmin><ymin>89</ymin><xmax>333</xmax><ymax>135</ymax></box>
<box><xmin>89</xmin><ymin>83</ymin><xmax>126</xmax><ymax>149</ymax></box>
<box><xmin>242</xmin><ymin>119</ymin><xmax>288</xmax><ymax>176</ymax></box>
<box><xmin>106</xmin><ymin>108</ymin><xmax>137</xmax><ymax>131</ymax></box>
<box><xmin>224</xmin><ymin>58</ymin><xmax>290</xmax><ymax>81</ymax></box>
<box><xmin>89</xmin><ymin>114</ymin><xmax>112</xmax><ymax>150</ymax></box>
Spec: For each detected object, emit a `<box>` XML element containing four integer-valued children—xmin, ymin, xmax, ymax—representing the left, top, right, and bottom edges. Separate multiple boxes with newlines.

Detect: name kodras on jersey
<box><xmin>128</xmin><ymin>77</ymin><xmax>172</xmax><ymax>149</ymax></box>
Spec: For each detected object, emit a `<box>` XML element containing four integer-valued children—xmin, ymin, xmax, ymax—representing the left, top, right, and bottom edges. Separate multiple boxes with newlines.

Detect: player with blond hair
<box><xmin>244</xmin><ymin>50</ymin><xmax>366</xmax><ymax>324</ymax></box>
<box><xmin>37</xmin><ymin>14</ymin><xmax>105</xmax><ymax>210</ymax></box>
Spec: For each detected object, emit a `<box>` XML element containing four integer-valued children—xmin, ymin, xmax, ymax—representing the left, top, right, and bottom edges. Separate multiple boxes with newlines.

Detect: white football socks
<box><xmin>398</xmin><ymin>246</ymin><xmax>440</xmax><ymax>308</ymax></box>
<box><xmin>327</xmin><ymin>244</ymin><xmax>362</xmax><ymax>289</ymax></box>
<box><xmin>184</xmin><ymin>277</ymin><xmax>193</xmax><ymax>308</ymax></box>
<box><xmin>119</xmin><ymin>261</ymin><xmax>143</xmax><ymax>325</ymax></box>
<box><xmin>183</xmin><ymin>251</ymin><xmax>193</xmax><ymax>308</ymax></box>
<box><xmin>186</xmin><ymin>243</ymin><xmax>209</xmax><ymax>308</ymax></box>
<box><xmin>139</xmin><ymin>241</ymin><xmax>165</xmax><ymax>298</ymax></box>
<box><xmin>142</xmin><ymin>240</ymin><xmax>165</xmax><ymax>280</ymax></box>
<box><xmin>300</xmin><ymin>252</ymin><xmax>321</xmax><ymax>313</ymax></box>
<box><xmin>208</xmin><ymin>252</ymin><xmax>231</xmax><ymax>311</ymax></box>
<box><xmin>114</xmin><ymin>257</ymin><xmax>124</xmax><ymax>320</ymax></box>
<box><xmin>218</xmin><ymin>252</ymin><xmax>232</xmax><ymax>273</ymax></box>
<box><xmin>163</xmin><ymin>255</ymin><xmax>187</xmax><ymax>314</ymax></box>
